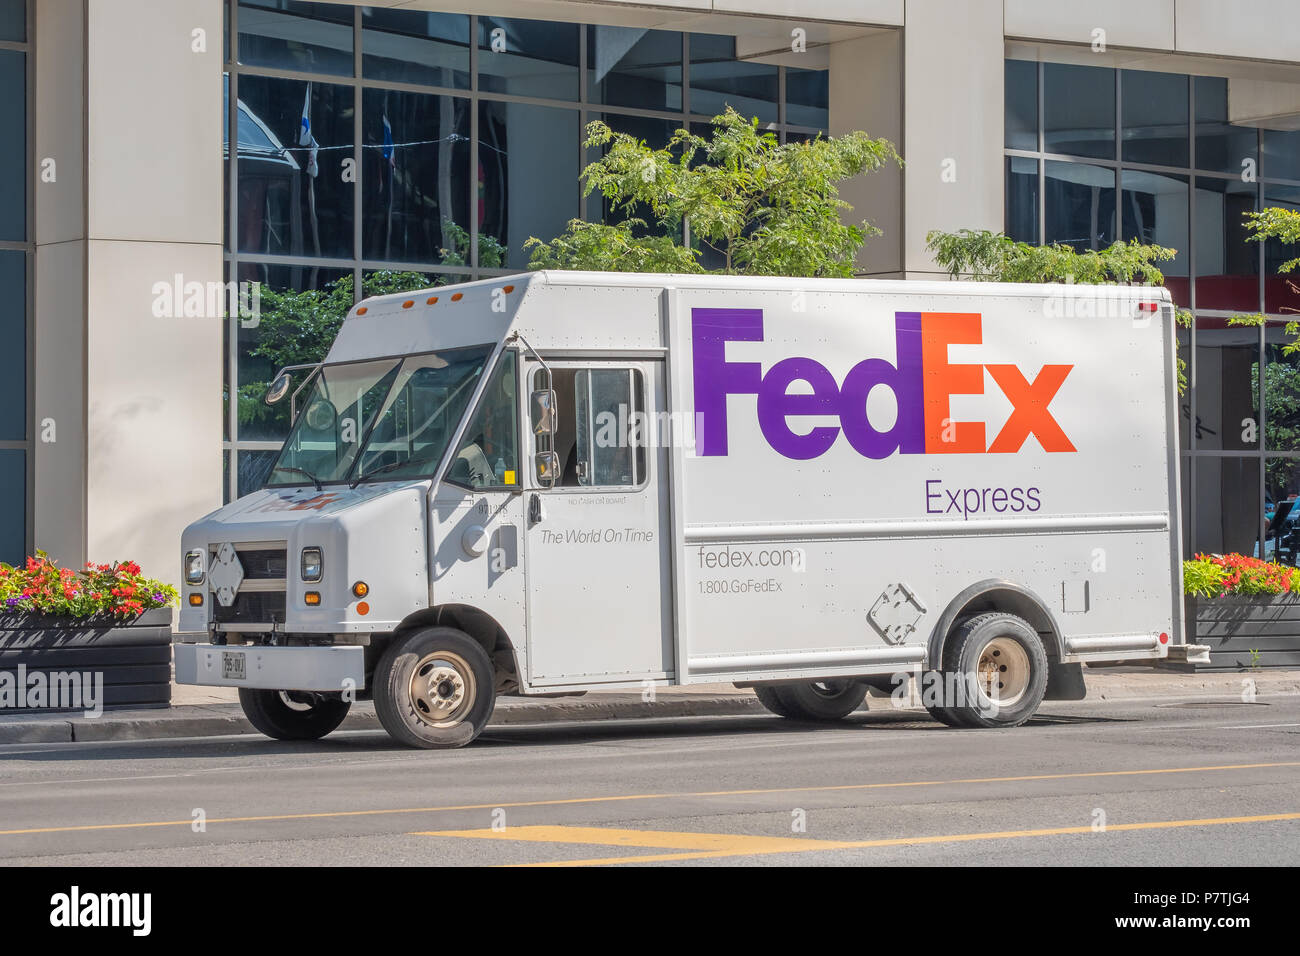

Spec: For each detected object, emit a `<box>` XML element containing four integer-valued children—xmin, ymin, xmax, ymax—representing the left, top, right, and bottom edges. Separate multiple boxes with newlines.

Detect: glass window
<box><xmin>0</xmin><ymin>50</ymin><xmax>25</xmax><ymax>242</ymax></box>
<box><xmin>1193</xmin><ymin>317</ymin><xmax>1260</xmax><ymax>451</ymax></box>
<box><xmin>0</xmin><ymin>449</ymin><xmax>23</xmax><ymax>565</ymax></box>
<box><xmin>1262</xmin><ymin>128</ymin><xmax>1300</xmax><ymax>183</ymax></box>
<box><xmin>1264</xmin><ymin>322</ymin><xmax>1300</xmax><ymax>452</ymax></box>
<box><xmin>1005</xmin><ymin>156</ymin><xmax>1039</xmax><ymax>244</ymax></box>
<box><xmin>479</xmin><ymin>101</ymin><xmax>579</xmax><ymax>269</ymax></box>
<box><xmin>588</xmin><ymin>25</ymin><xmax>682</xmax><ymax>112</ymax></box>
<box><xmin>1263</xmin><ymin>457</ymin><xmax>1300</xmax><ymax>565</ymax></box>
<box><xmin>0</xmin><ymin>0</ymin><xmax>24</xmax><ymax>42</ymax></box>
<box><xmin>1044</xmin><ymin>161</ymin><xmax>1116</xmax><ymax>251</ymax></box>
<box><xmin>1121</xmin><ymin>169</ymin><xmax>1188</xmax><ymax>303</ymax></box>
<box><xmin>1180</xmin><ymin>456</ymin><xmax>1192</xmax><ymax>559</ymax></box>
<box><xmin>785</xmin><ymin>66</ymin><xmax>828</xmax><ymax>131</ymax></box>
<box><xmin>352</xmin><ymin>347</ymin><xmax>493</xmax><ymax>485</ymax></box>
<box><xmin>1195</xmin><ymin>456</ymin><xmax>1260</xmax><ymax>559</ymax></box>
<box><xmin>361</xmin><ymin>8</ymin><xmax>469</xmax><ymax>88</ymax></box>
<box><xmin>1121</xmin><ymin>70</ymin><xmax>1188</xmax><ymax>168</ymax></box>
<box><xmin>1195</xmin><ymin>76</ymin><xmax>1257</xmax><ymax>176</ymax></box>
<box><xmin>1044</xmin><ymin>63</ymin><xmax>1115</xmax><ymax>159</ymax></box>
<box><xmin>1263</xmin><ymin>182</ymin><xmax>1300</xmax><ymax>315</ymax></box>
<box><xmin>237</xmin><ymin>0</ymin><xmax>354</xmax><ymax>77</ymax></box>
<box><xmin>448</xmin><ymin>351</ymin><xmax>519</xmax><ymax>489</ymax></box>
<box><xmin>1194</xmin><ymin>176</ymin><xmax>1258</xmax><ymax>312</ymax></box>
<box><xmin>0</xmin><ymin>250</ymin><xmax>24</xmax><ymax>442</ymax></box>
<box><xmin>235</xmin><ymin>75</ymin><xmax>354</xmax><ymax>259</ymax></box>
<box><xmin>362</xmin><ymin>89</ymin><xmax>470</xmax><ymax>265</ymax></box>
<box><xmin>237</xmin><ymin>449</ymin><xmax>278</xmax><ymax>499</ymax></box>
<box><xmin>689</xmin><ymin>34</ymin><xmax>778</xmax><ymax>125</ymax></box>
<box><xmin>478</xmin><ymin>16</ymin><xmax>579</xmax><ymax>100</ymax></box>
<box><xmin>537</xmin><ymin>367</ymin><xmax>645</xmax><ymax>488</ymax></box>
<box><xmin>1005</xmin><ymin>59</ymin><xmax>1037</xmax><ymax>151</ymax></box>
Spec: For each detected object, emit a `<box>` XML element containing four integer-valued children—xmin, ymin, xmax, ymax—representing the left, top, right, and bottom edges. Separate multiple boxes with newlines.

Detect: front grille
<box><xmin>228</xmin><ymin>547</ymin><xmax>287</xmax><ymax>581</ymax></box>
<box><xmin>212</xmin><ymin>591</ymin><xmax>287</xmax><ymax>626</ymax></box>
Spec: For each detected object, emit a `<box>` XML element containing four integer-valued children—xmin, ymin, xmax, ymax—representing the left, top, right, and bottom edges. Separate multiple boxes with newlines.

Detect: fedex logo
<box><xmin>691</xmin><ymin>308</ymin><xmax>1076</xmax><ymax>460</ymax></box>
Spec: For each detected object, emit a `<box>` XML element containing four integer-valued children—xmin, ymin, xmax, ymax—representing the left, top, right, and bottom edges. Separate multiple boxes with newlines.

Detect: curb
<box><xmin>1</xmin><ymin>673</ymin><xmax>1297</xmax><ymax>746</ymax></box>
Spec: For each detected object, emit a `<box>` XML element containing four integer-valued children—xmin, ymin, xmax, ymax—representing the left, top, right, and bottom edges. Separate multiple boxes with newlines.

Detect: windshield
<box><xmin>267</xmin><ymin>346</ymin><xmax>493</xmax><ymax>487</ymax></box>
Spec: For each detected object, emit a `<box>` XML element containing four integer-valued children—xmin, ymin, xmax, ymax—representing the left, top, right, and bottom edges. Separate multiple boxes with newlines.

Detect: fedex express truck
<box><xmin>176</xmin><ymin>272</ymin><xmax>1201</xmax><ymax>748</ymax></box>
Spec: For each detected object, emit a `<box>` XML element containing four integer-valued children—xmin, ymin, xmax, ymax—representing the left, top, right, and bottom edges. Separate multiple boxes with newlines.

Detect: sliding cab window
<box><xmin>533</xmin><ymin>366</ymin><xmax>646</xmax><ymax>488</ymax></box>
<box><xmin>447</xmin><ymin>350</ymin><xmax>521</xmax><ymax>490</ymax></box>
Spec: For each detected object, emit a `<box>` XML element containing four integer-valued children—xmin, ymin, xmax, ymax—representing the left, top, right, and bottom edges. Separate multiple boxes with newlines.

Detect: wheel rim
<box><xmin>279</xmin><ymin>691</ymin><xmax>316</xmax><ymax>712</ymax></box>
<box><xmin>975</xmin><ymin>636</ymin><xmax>1031</xmax><ymax>711</ymax></box>
<box><xmin>408</xmin><ymin>651</ymin><xmax>476</xmax><ymax>728</ymax></box>
<box><xmin>809</xmin><ymin>680</ymin><xmax>850</xmax><ymax>699</ymax></box>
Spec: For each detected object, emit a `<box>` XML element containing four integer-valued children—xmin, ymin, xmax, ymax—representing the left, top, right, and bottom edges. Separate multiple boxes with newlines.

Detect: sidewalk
<box><xmin>1</xmin><ymin>670</ymin><xmax>1297</xmax><ymax>745</ymax></box>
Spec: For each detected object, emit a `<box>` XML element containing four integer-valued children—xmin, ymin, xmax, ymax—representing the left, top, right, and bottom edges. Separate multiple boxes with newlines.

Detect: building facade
<box><xmin>7</xmin><ymin>0</ymin><xmax>1300</xmax><ymax>583</ymax></box>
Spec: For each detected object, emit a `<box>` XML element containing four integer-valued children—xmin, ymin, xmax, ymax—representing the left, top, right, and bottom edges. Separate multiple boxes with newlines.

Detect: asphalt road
<box><xmin>1</xmin><ymin>693</ymin><xmax>1297</xmax><ymax>867</ymax></box>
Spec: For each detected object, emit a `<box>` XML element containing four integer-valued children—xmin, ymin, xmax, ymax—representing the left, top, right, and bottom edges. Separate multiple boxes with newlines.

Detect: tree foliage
<box><xmin>525</xmin><ymin>108</ymin><xmax>901</xmax><ymax>277</ymax></box>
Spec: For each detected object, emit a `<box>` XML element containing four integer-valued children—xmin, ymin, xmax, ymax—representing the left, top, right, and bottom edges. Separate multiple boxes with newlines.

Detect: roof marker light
<box><xmin>402</xmin><ymin>300</ymin><xmax>414</xmax><ymax>309</ymax></box>
<box><xmin>503</xmin><ymin>285</ymin><xmax>515</xmax><ymax>293</ymax></box>
<box><xmin>427</xmin><ymin>296</ymin><xmax>439</xmax><ymax>305</ymax></box>
<box><xmin>451</xmin><ymin>292</ymin><xmax>463</xmax><ymax>301</ymax></box>
<box><xmin>355</xmin><ymin>306</ymin><xmax>367</xmax><ymax>315</ymax></box>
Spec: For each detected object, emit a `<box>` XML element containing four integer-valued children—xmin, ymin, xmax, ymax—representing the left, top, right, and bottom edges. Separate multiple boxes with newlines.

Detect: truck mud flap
<box><xmin>1044</xmin><ymin>661</ymin><xmax>1086</xmax><ymax>700</ymax></box>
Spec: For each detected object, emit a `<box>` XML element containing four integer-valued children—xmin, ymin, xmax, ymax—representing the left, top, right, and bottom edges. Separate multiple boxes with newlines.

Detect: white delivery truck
<box><xmin>177</xmin><ymin>271</ymin><xmax>1202</xmax><ymax>748</ymax></box>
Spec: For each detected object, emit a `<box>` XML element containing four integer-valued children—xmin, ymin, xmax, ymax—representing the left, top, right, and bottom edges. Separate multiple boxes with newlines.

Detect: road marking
<box><xmin>1220</xmin><ymin>723</ymin><xmax>1300</xmax><ymax>730</ymax></box>
<box><xmin>1</xmin><ymin>760</ymin><xmax>1297</xmax><ymax>837</ymax></box>
<box><xmin>411</xmin><ymin>813</ymin><xmax>1300</xmax><ymax>867</ymax></box>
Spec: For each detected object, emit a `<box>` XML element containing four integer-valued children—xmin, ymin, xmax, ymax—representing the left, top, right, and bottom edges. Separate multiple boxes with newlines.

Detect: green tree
<box><xmin>525</xmin><ymin>108</ymin><xmax>901</xmax><ymax>277</ymax></box>
<box><xmin>924</xmin><ymin>228</ymin><xmax>1194</xmax><ymax>392</ymax></box>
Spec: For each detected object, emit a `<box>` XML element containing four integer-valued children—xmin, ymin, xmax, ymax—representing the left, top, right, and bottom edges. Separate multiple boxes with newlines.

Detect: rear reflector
<box><xmin>1138</xmin><ymin>302</ymin><xmax>1159</xmax><ymax>313</ymax></box>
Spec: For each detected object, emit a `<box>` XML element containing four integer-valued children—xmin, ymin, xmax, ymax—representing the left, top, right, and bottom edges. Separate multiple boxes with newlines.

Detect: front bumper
<box><xmin>174</xmin><ymin>643</ymin><xmax>366</xmax><ymax>692</ymax></box>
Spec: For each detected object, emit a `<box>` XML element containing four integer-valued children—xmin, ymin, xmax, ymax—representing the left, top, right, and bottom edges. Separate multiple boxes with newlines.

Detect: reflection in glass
<box><xmin>1121</xmin><ymin>169</ymin><xmax>1188</xmax><ymax>304</ymax></box>
<box><xmin>1121</xmin><ymin>70</ymin><xmax>1188</xmax><ymax>167</ymax></box>
<box><xmin>0</xmin><ymin>449</ymin><xmax>24</xmax><ymax>564</ymax></box>
<box><xmin>236</xmin><ymin>75</ymin><xmax>354</xmax><ymax>259</ymax></box>
<box><xmin>237</xmin><ymin>450</ymin><xmax>278</xmax><ymax>499</ymax></box>
<box><xmin>1044</xmin><ymin>63</ymin><xmax>1115</xmax><ymax>159</ymax></box>
<box><xmin>1045</xmin><ymin>161</ymin><xmax>1115</xmax><ymax>251</ymax></box>
<box><xmin>1195</xmin><ymin>456</ymin><xmax>1260</xmax><ymax>559</ymax></box>
<box><xmin>479</xmin><ymin>101</ymin><xmax>579</xmax><ymax>269</ymax></box>
<box><xmin>238</xmin><ymin>0</ymin><xmax>354</xmax><ymax>77</ymax></box>
<box><xmin>1195</xmin><ymin>77</ymin><xmax>1258</xmax><ymax>176</ymax></box>
<box><xmin>0</xmin><ymin>50</ymin><xmax>24</xmax><ymax>242</ymax></box>
<box><xmin>1193</xmin><ymin>177</ymin><xmax>1258</xmax><ymax>311</ymax></box>
<box><xmin>1263</xmin><ymin>457</ymin><xmax>1300</xmax><ymax>565</ymax></box>
<box><xmin>1006</xmin><ymin>156</ymin><xmax>1039</xmax><ymax>243</ymax></box>
<box><xmin>1262</xmin><ymin>128</ymin><xmax>1300</xmax><ymax>183</ymax></box>
<box><xmin>1264</xmin><ymin>183</ymin><xmax>1300</xmax><ymax>316</ymax></box>
<box><xmin>362</xmin><ymin>89</ymin><xmax>470</xmax><ymax>265</ymax></box>
<box><xmin>588</xmin><ymin>26</ymin><xmax>681</xmax><ymax>112</ymax></box>
<box><xmin>1264</xmin><ymin>323</ymin><xmax>1300</xmax><ymax>452</ymax></box>
<box><xmin>689</xmin><ymin>34</ymin><xmax>778</xmax><ymax>125</ymax></box>
<box><xmin>361</xmin><ymin>8</ymin><xmax>469</xmax><ymax>88</ymax></box>
<box><xmin>785</xmin><ymin>67</ymin><xmax>828</xmax><ymax>131</ymax></box>
<box><xmin>1194</xmin><ymin>317</ymin><xmax>1260</xmax><ymax>451</ymax></box>
<box><xmin>478</xmin><ymin>16</ymin><xmax>579</xmax><ymax>100</ymax></box>
<box><xmin>0</xmin><ymin>251</ymin><xmax>24</xmax><ymax>442</ymax></box>
<box><xmin>1005</xmin><ymin>59</ymin><xmax>1037</xmax><ymax>151</ymax></box>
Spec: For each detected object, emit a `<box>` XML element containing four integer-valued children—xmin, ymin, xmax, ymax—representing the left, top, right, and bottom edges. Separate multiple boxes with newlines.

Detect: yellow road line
<box><xmin>2</xmin><ymin>760</ymin><xmax>1297</xmax><ymax>838</ymax></box>
<box><xmin>419</xmin><ymin>812</ymin><xmax>1300</xmax><ymax>867</ymax></box>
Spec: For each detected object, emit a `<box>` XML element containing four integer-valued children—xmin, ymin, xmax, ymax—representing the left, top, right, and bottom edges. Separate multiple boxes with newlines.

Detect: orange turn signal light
<box><xmin>352</xmin><ymin>581</ymin><xmax>369</xmax><ymax>598</ymax></box>
<box><xmin>450</xmin><ymin>292</ymin><xmax>463</xmax><ymax>301</ymax></box>
<box><xmin>305</xmin><ymin>591</ymin><xmax>321</xmax><ymax>606</ymax></box>
<box><xmin>188</xmin><ymin>593</ymin><xmax>203</xmax><ymax>606</ymax></box>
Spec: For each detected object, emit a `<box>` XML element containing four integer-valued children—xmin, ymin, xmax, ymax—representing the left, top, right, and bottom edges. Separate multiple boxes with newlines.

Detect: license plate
<box><xmin>222</xmin><ymin>651</ymin><xmax>246</xmax><ymax>681</ymax></box>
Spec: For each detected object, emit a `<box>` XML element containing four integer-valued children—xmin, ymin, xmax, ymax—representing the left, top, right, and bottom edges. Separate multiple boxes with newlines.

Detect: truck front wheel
<box><xmin>238</xmin><ymin>689</ymin><xmax>351</xmax><ymax>741</ymax></box>
<box><xmin>754</xmin><ymin>681</ymin><xmax>867</xmax><ymax>721</ymax></box>
<box><xmin>374</xmin><ymin>627</ymin><xmax>496</xmax><ymax>749</ymax></box>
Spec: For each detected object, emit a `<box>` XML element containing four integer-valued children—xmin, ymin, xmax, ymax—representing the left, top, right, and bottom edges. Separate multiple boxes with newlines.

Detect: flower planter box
<box><xmin>0</xmin><ymin>608</ymin><xmax>172</xmax><ymax>713</ymax></box>
<box><xmin>1182</xmin><ymin>594</ymin><xmax>1300</xmax><ymax>671</ymax></box>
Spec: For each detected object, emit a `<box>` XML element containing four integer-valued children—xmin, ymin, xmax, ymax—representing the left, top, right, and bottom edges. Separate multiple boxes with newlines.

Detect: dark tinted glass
<box><xmin>362</xmin><ymin>89</ymin><xmax>470</xmax><ymax>265</ymax></box>
<box><xmin>1194</xmin><ymin>456</ymin><xmax>1260</xmax><ymax>558</ymax></box>
<box><xmin>1193</xmin><ymin>177</ymin><xmax>1258</xmax><ymax>312</ymax></box>
<box><xmin>478</xmin><ymin>17</ymin><xmax>579</xmax><ymax>100</ymax></box>
<box><xmin>1194</xmin><ymin>316</ymin><xmax>1260</xmax><ymax>451</ymax></box>
<box><xmin>361</xmin><ymin>8</ymin><xmax>469</xmax><ymax>88</ymax></box>
<box><xmin>1121</xmin><ymin>169</ymin><xmax>1188</xmax><ymax>303</ymax></box>
<box><xmin>235</xmin><ymin>75</ymin><xmax>354</xmax><ymax>259</ymax></box>
<box><xmin>238</xmin><ymin>0</ymin><xmax>354</xmax><ymax>76</ymax></box>
<box><xmin>1122</xmin><ymin>70</ymin><xmax>1188</xmax><ymax>167</ymax></box>
<box><xmin>0</xmin><ymin>250</ymin><xmax>24</xmax><ymax>441</ymax></box>
<box><xmin>0</xmin><ymin>450</ymin><xmax>23</xmax><ymax>564</ymax></box>
<box><xmin>1264</xmin><ymin>457</ymin><xmax>1300</xmax><ymax>566</ymax></box>
<box><xmin>1264</xmin><ymin>323</ymin><xmax>1300</xmax><ymax>452</ymax></box>
<box><xmin>1044</xmin><ymin>63</ymin><xmax>1115</xmax><ymax>159</ymax></box>
<box><xmin>588</xmin><ymin>25</ymin><xmax>681</xmax><ymax>112</ymax></box>
<box><xmin>479</xmin><ymin>101</ymin><xmax>579</xmax><ymax>269</ymax></box>
<box><xmin>1005</xmin><ymin>59</ymin><xmax>1037</xmax><ymax>150</ymax></box>
<box><xmin>1195</xmin><ymin>76</ymin><xmax>1257</xmax><ymax>176</ymax></box>
<box><xmin>1045</xmin><ymin>161</ymin><xmax>1116</xmax><ymax>251</ymax></box>
<box><xmin>0</xmin><ymin>0</ymin><xmax>23</xmax><ymax>42</ymax></box>
<box><xmin>689</xmin><ymin>34</ymin><xmax>777</xmax><ymax>125</ymax></box>
<box><xmin>1005</xmin><ymin>156</ymin><xmax>1039</xmax><ymax>243</ymax></box>
<box><xmin>785</xmin><ymin>67</ymin><xmax>828</xmax><ymax>130</ymax></box>
<box><xmin>1264</xmin><ymin>183</ymin><xmax>1300</xmax><ymax>315</ymax></box>
<box><xmin>238</xmin><ymin>449</ymin><xmax>279</xmax><ymax>498</ymax></box>
<box><xmin>1262</xmin><ymin>128</ymin><xmax>1300</xmax><ymax>183</ymax></box>
<box><xmin>0</xmin><ymin>51</ymin><xmax>24</xmax><ymax>242</ymax></box>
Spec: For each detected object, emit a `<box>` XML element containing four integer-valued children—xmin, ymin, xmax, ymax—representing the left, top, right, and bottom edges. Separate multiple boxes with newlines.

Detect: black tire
<box><xmin>934</xmin><ymin>612</ymin><xmax>1049</xmax><ymax>729</ymax></box>
<box><xmin>373</xmin><ymin>627</ymin><xmax>496</xmax><ymax>749</ymax></box>
<box><xmin>762</xmin><ymin>681</ymin><xmax>867</xmax><ymax>721</ymax></box>
<box><xmin>238</xmin><ymin>688</ymin><xmax>351</xmax><ymax>741</ymax></box>
<box><xmin>754</xmin><ymin>685</ymin><xmax>796</xmax><ymax>718</ymax></box>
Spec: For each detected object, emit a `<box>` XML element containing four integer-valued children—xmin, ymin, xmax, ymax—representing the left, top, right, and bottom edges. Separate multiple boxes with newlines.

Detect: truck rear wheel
<box><xmin>754</xmin><ymin>681</ymin><xmax>867</xmax><ymax>721</ymax></box>
<box><xmin>374</xmin><ymin>627</ymin><xmax>495</xmax><ymax>749</ymax></box>
<box><xmin>933</xmin><ymin>612</ymin><xmax>1048</xmax><ymax>729</ymax></box>
<box><xmin>238</xmin><ymin>689</ymin><xmax>351</xmax><ymax>741</ymax></box>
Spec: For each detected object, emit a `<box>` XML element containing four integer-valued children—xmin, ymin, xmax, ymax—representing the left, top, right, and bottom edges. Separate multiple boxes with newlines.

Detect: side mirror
<box><xmin>265</xmin><ymin>371</ymin><xmax>293</xmax><ymax>406</ymax></box>
<box><xmin>535</xmin><ymin>451</ymin><xmax>560</xmax><ymax>486</ymax></box>
<box><xmin>531</xmin><ymin>388</ymin><xmax>557</xmax><ymax>436</ymax></box>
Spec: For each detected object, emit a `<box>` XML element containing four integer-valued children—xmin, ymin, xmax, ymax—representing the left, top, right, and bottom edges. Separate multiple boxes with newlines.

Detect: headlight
<box><xmin>301</xmin><ymin>547</ymin><xmax>323</xmax><ymax>582</ymax></box>
<box><xmin>184</xmin><ymin>550</ymin><xmax>205</xmax><ymax>585</ymax></box>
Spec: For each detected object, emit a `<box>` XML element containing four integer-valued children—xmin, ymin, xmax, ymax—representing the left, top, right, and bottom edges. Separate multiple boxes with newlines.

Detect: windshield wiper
<box><xmin>274</xmin><ymin>466</ymin><xmax>323</xmax><ymax>492</ymax></box>
<box><xmin>350</xmin><ymin>454</ymin><xmax>439</xmax><ymax>489</ymax></box>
